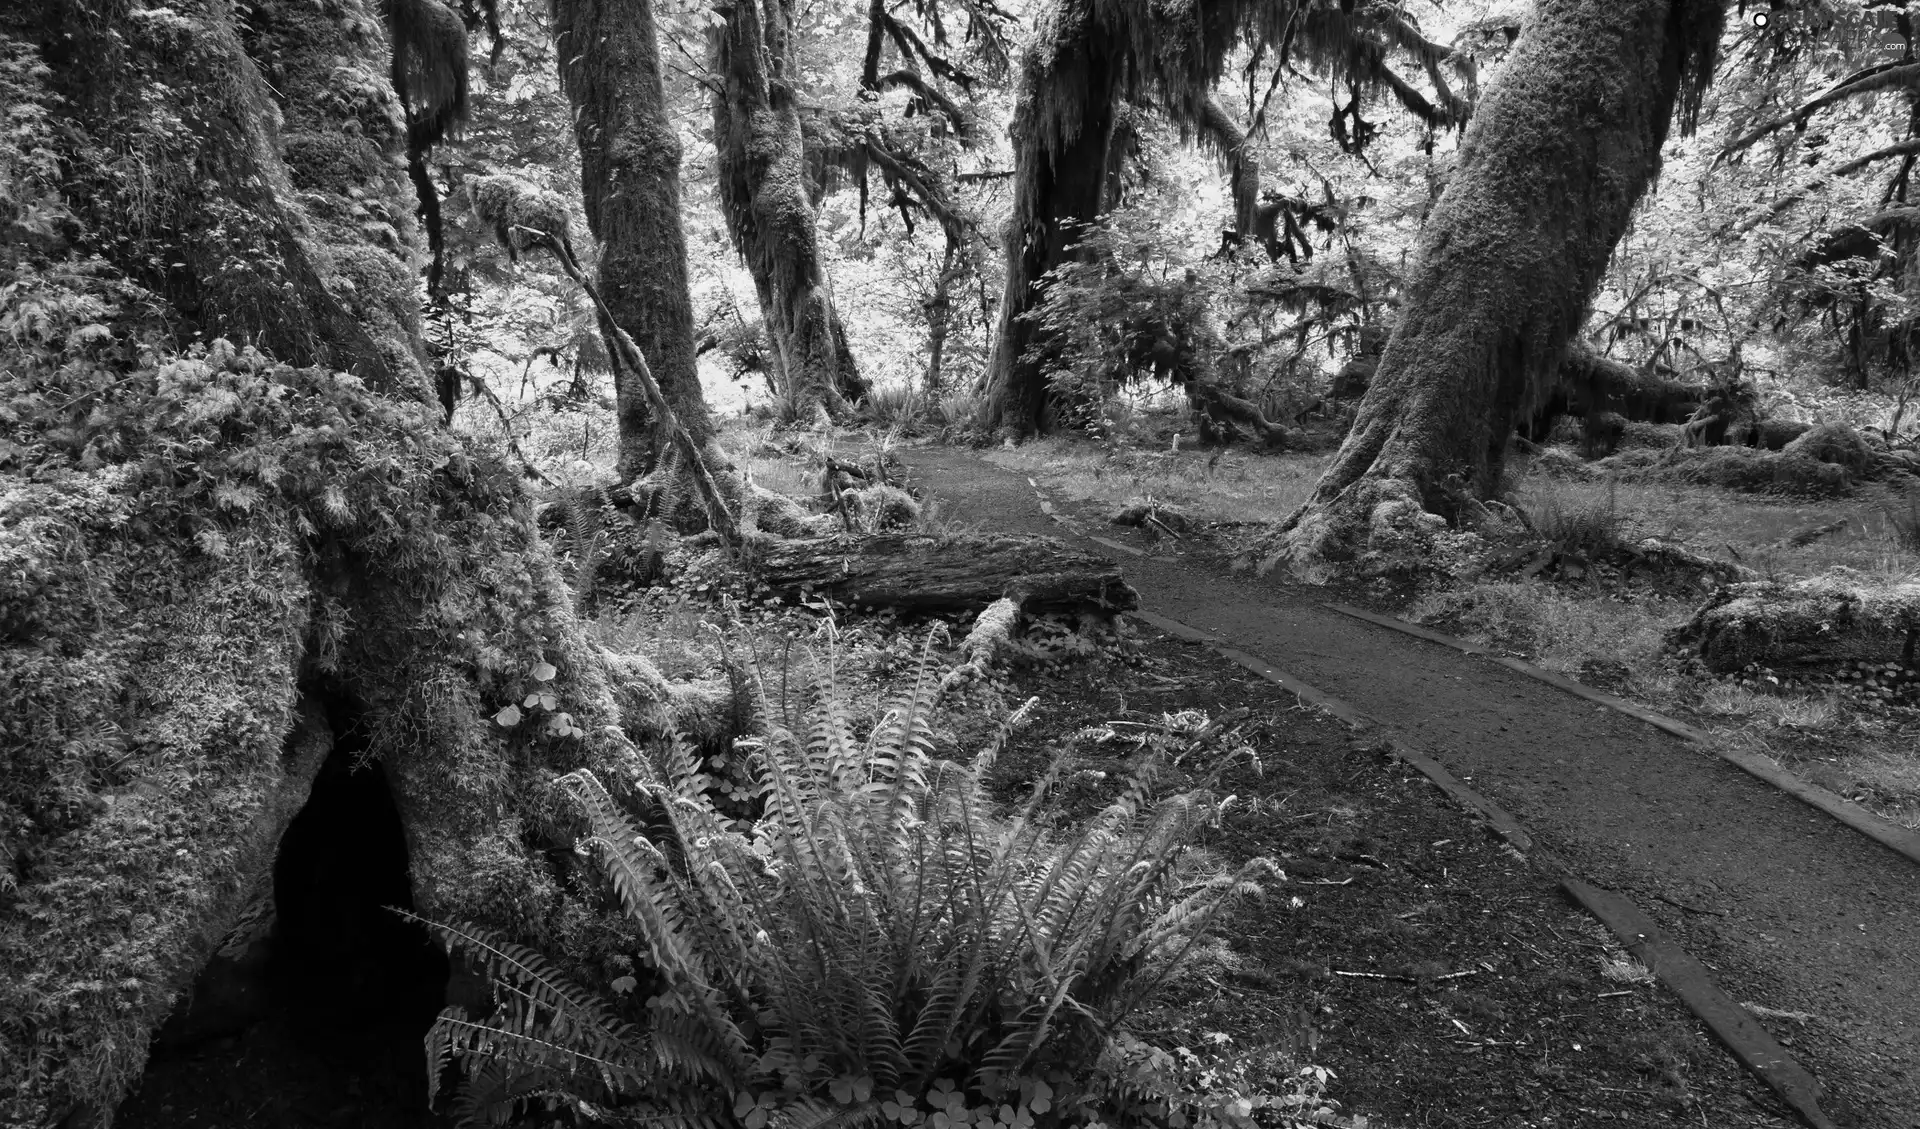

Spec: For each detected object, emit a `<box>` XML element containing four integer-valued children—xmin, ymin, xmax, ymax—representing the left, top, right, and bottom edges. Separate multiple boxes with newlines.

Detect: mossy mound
<box><xmin>843</xmin><ymin>483</ymin><xmax>922</xmax><ymax>531</ymax></box>
<box><xmin>1617</xmin><ymin>420</ymin><xmax>1682</xmax><ymax>450</ymax></box>
<box><xmin>1782</xmin><ymin>421</ymin><xmax>1876</xmax><ymax>476</ymax></box>
<box><xmin>1668</xmin><ymin>570</ymin><xmax>1920</xmax><ymax>674</ymax></box>
<box><xmin>1523</xmin><ymin>446</ymin><xmax>1597</xmax><ymax>479</ymax></box>
<box><xmin>1633</xmin><ymin>445</ymin><xmax>1854</xmax><ymax>497</ymax></box>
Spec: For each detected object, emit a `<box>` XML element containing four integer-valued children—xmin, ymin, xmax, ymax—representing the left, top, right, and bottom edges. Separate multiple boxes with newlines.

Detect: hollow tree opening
<box><xmin>115</xmin><ymin>693</ymin><xmax>449</xmax><ymax>1128</ymax></box>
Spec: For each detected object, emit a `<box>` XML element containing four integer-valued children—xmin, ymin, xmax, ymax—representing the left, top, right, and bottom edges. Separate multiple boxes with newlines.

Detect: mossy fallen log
<box><xmin>748</xmin><ymin>533</ymin><xmax>1138</xmax><ymax>614</ymax></box>
<box><xmin>1667</xmin><ymin>571</ymin><xmax>1920</xmax><ymax>674</ymax></box>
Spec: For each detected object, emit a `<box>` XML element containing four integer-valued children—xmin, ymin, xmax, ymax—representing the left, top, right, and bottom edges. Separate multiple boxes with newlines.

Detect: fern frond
<box><xmin>399</xmin><ymin>912</ymin><xmax>641</xmax><ymax>1059</ymax></box>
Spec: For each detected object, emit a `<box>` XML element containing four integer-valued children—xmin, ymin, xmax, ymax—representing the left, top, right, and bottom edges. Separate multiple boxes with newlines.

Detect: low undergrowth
<box><xmin>1401</xmin><ymin>472</ymin><xmax>1920</xmax><ymax>829</ymax></box>
<box><xmin>410</xmin><ymin>630</ymin><xmax>1328</xmax><ymax>1129</ymax></box>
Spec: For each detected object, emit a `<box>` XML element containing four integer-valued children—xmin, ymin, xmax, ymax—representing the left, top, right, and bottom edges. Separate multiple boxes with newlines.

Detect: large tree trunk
<box><xmin>1274</xmin><ymin>0</ymin><xmax>1722</xmax><ymax>577</ymax></box>
<box><xmin>552</xmin><ymin>0</ymin><xmax>715</xmax><ymax>482</ymax></box>
<box><xmin>980</xmin><ymin>0</ymin><xmax>1128</xmax><ymax>436</ymax></box>
<box><xmin>711</xmin><ymin>0</ymin><xmax>869</xmax><ymax>418</ymax></box>
<box><xmin>1</xmin><ymin>3</ymin><xmax>693</xmax><ymax>1123</ymax></box>
<box><xmin>4</xmin><ymin>0</ymin><xmax>436</xmax><ymax>403</ymax></box>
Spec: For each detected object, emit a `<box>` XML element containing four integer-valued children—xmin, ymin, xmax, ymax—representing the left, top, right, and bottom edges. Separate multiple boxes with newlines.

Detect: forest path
<box><xmin>898</xmin><ymin>444</ymin><xmax>1920</xmax><ymax>1129</ymax></box>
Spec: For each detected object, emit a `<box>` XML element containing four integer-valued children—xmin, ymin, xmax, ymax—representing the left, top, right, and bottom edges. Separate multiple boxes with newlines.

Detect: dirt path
<box><xmin>900</xmin><ymin>445</ymin><xmax>1920</xmax><ymax>1129</ymax></box>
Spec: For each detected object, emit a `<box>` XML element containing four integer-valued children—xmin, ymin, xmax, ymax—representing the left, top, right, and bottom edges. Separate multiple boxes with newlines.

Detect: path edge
<box><xmin>1123</xmin><ymin>607</ymin><xmax>1839</xmax><ymax>1129</ymax></box>
<box><xmin>1322</xmin><ymin>601</ymin><xmax>1920</xmax><ymax>868</ymax></box>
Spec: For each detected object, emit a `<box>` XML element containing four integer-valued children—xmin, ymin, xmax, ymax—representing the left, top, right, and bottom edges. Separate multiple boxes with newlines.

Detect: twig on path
<box><xmin>1655</xmin><ymin>891</ymin><xmax>1728</xmax><ymax>917</ymax></box>
<box><xmin>1332</xmin><ymin>968</ymin><xmax>1480</xmax><ymax>984</ymax></box>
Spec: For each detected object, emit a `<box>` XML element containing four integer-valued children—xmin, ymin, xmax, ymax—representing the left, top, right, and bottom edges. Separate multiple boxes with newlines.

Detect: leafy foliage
<box><xmin>416</xmin><ymin>643</ymin><xmax>1277</xmax><ymax>1128</ymax></box>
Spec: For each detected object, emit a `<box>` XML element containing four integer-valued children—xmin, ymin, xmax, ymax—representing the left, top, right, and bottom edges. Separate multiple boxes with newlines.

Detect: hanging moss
<box><xmin>466</xmin><ymin>172</ymin><xmax>576</xmax><ymax>259</ymax></box>
<box><xmin>984</xmin><ymin>0</ymin><xmax>1478</xmax><ymax>434</ymax></box>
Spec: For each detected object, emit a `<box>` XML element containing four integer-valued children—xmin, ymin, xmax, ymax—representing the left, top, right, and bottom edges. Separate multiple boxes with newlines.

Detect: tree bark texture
<box><xmin>711</xmin><ymin>0</ymin><xmax>869</xmax><ymax>417</ymax></box>
<box><xmin>924</xmin><ymin>244</ymin><xmax>961</xmax><ymax>396</ymax></box>
<box><xmin>4</xmin><ymin>0</ymin><xmax>437</xmax><ymax>403</ymax></box>
<box><xmin>552</xmin><ymin>0</ymin><xmax>714</xmax><ymax>483</ymax></box>
<box><xmin>981</xmin><ymin>0</ymin><xmax>1129</xmax><ymax>436</ymax></box>
<box><xmin>1277</xmin><ymin>0</ymin><xmax>1722</xmax><ymax>572</ymax></box>
<box><xmin>751</xmin><ymin>533</ymin><xmax>1139</xmax><ymax>614</ymax></box>
<box><xmin>1</xmin><ymin>2</ymin><xmax>687</xmax><ymax>1121</ymax></box>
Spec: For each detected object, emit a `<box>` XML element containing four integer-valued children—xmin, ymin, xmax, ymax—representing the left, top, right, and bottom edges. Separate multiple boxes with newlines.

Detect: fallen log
<box><xmin>749</xmin><ymin>533</ymin><xmax>1139</xmax><ymax>614</ymax></box>
<box><xmin>1667</xmin><ymin>571</ymin><xmax>1920</xmax><ymax>674</ymax></box>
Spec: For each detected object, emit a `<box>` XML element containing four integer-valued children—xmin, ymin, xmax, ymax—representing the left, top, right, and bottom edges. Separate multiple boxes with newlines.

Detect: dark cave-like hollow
<box><xmin>266</xmin><ymin>703</ymin><xmax>447</xmax><ymax>1035</ymax></box>
<box><xmin>118</xmin><ymin>694</ymin><xmax>450</xmax><ymax>1127</ymax></box>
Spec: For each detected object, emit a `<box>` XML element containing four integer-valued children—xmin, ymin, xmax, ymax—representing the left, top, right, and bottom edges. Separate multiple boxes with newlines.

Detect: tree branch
<box><xmin>876</xmin><ymin>69</ymin><xmax>972</xmax><ymax>140</ymax></box>
<box><xmin>1718</xmin><ymin>62</ymin><xmax>1920</xmax><ymax>161</ymax></box>
<box><xmin>515</xmin><ymin>227</ymin><xmax>741</xmax><ymax>544</ymax></box>
<box><xmin>1726</xmin><ymin>137</ymin><xmax>1920</xmax><ymax>234</ymax></box>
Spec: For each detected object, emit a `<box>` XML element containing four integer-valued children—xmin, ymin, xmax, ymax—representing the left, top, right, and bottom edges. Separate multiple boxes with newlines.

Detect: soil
<box><xmin>899</xmin><ymin>443</ymin><xmax>1920</xmax><ymax>1129</ymax></box>
<box><xmin>995</xmin><ymin>642</ymin><xmax>1799</xmax><ymax>1128</ymax></box>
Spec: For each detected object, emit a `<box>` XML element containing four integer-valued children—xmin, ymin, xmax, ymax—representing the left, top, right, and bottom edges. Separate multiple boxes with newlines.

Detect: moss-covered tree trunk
<box><xmin>980</xmin><ymin>0</ymin><xmax>1128</xmax><ymax>436</ymax></box>
<box><xmin>3</xmin><ymin>0</ymin><xmax>438</xmax><ymax>404</ymax></box>
<box><xmin>1</xmin><ymin>2</ymin><xmax>692</xmax><ymax>1123</ymax></box>
<box><xmin>1275</xmin><ymin>0</ymin><xmax>1722</xmax><ymax>576</ymax></box>
<box><xmin>711</xmin><ymin>0</ymin><xmax>869</xmax><ymax>418</ymax></box>
<box><xmin>551</xmin><ymin>0</ymin><xmax>714</xmax><ymax>482</ymax></box>
<box><xmin>924</xmin><ymin>243</ymin><xmax>960</xmax><ymax>397</ymax></box>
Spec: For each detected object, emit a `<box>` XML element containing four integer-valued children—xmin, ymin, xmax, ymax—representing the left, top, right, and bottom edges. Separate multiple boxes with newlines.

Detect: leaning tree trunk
<box><xmin>1196</xmin><ymin>97</ymin><xmax>1260</xmax><ymax>242</ymax></box>
<box><xmin>1275</xmin><ymin>0</ymin><xmax>1722</xmax><ymax>576</ymax></box>
<box><xmin>1</xmin><ymin>2</ymin><xmax>704</xmax><ymax>1123</ymax></box>
<box><xmin>552</xmin><ymin>0</ymin><xmax>714</xmax><ymax>483</ymax></box>
<box><xmin>981</xmin><ymin>0</ymin><xmax>1129</xmax><ymax>436</ymax></box>
<box><xmin>711</xmin><ymin>0</ymin><xmax>869</xmax><ymax>418</ymax></box>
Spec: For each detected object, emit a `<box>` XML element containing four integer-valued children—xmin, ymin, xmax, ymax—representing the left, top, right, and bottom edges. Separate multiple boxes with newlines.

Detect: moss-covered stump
<box><xmin>0</xmin><ymin>2</ymin><xmax>701</xmax><ymax>1122</ymax></box>
<box><xmin>0</xmin><ymin>342</ymin><xmax>683</xmax><ymax>1125</ymax></box>
<box><xmin>1667</xmin><ymin>571</ymin><xmax>1920</xmax><ymax>675</ymax></box>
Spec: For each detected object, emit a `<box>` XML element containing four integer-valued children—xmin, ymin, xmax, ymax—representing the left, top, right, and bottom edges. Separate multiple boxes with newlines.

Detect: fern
<box><xmin>551</xmin><ymin>486</ymin><xmax>610</xmax><ymax>613</ymax></box>
<box><xmin>413</xmin><ymin>637</ymin><xmax>1276</xmax><ymax>1126</ymax></box>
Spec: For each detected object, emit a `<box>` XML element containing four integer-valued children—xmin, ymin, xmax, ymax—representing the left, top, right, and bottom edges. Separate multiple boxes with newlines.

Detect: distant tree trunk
<box><xmin>553</xmin><ymin>0</ymin><xmax>714</xmax><ymax>483</ymax></box>
<box><xmin>1276</xmin><ymin>0</ymin><xmax>1722</xmax><ymax>575</ymax></box>
<box><xmin>924</xmin><ymin>242</ymin><xmax>960</xmax><ymax>396</ymax></box>
<box><xmin>980</xmin><ymin>0</ymin><xmax>1128</xmax><ymax>436</ymax></box>
<box><xmin>711</xmin><ymin>0</ymin><xmax>869</xmax><ymax>418</ymax></box>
